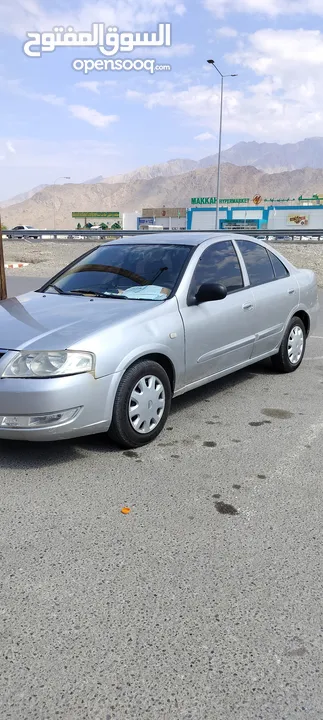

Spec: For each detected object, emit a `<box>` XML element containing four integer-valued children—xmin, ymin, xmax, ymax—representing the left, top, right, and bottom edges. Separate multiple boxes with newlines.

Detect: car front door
<box><xmin>234</xmin><ymin>239</ymin><xmax>300</xmax><ymax>358</ymax></box>
<box><xmin>178</xmin><ymin>239</ymin><xmax>256</xmax><ymax>386</ymax></box>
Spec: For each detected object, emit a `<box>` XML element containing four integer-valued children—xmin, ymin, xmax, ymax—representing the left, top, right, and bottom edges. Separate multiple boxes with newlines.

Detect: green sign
<box><xmin>191</xmin><ymin>197</ymin><xmax>250</xmax><ymax>205</ymax></box>
<box><xmin>298</xmin><ymin>194</ymin><xmax>323</xmax><ymax>202</ymax></box>
<box><xmin>72</xmin><ymin>211</ymin><xmax>120</xmax><ymax>218</ymax></box>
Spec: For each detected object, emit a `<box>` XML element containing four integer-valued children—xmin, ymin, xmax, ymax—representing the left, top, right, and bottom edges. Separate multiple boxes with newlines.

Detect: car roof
<box><xmin>104</xmin><ymin>232</ymin><xmax>242</xmax><ymax>247</ymax></box>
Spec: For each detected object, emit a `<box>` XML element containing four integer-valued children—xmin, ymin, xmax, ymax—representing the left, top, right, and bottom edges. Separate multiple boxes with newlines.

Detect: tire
<box><xmin>108</xmin><ymin>360</ymin><xmax>172</xmax><ymax>448</ymax></box>
<box><xmin>271</xmin><ymin>316</ymin><xmax>306</xmax><ymax>373</ymax></box>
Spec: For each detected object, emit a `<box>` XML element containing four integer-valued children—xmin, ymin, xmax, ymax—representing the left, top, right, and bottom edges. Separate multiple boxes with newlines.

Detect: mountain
<box><xmin>3</xmin><ymin>163</ymin><xmax>323</xmax><ymax>229</ymax></box>
<box><xmin>1</xmin><ymin>160</ymin><xmax>197</xmax><ymax>207</ymax></box>
<box><xmin>100</xmin><ymin>159</ymin><xmax>198</xmax><ymax>185</ymax></box>
<box><xmin>3</xmin><ymin>137</ymin><xmax>323</xmax><ymax>210</ymax></box>
<box><xmin>199</xmin><ymin>138</ymin><xmax>323</xmax><ymax>173</ymax></box>
<box><xmin>0</xmin><ymin>184</ymin><xmax>48</xmax><ymax>209</ymax></box>
<box><xmin>97</xmin><ymin>138</ymin><xmax>323</xmax><ymax>184</ymax></box>
<box><xmin>82</xmin><ymin>176</ymin><xmax>105</xmax><ymax>184</ymax></box>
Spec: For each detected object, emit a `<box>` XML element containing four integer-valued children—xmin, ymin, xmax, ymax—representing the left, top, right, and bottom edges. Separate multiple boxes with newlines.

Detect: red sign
<box><xmin>253</xmin><ymin>194</ymin><xmax>262</xmax><ymax>205</ymax></box>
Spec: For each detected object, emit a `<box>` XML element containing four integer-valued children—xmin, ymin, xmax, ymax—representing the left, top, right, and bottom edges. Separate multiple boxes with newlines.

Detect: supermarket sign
<box><xmin>191</xmin><ymin>197</ymin><xmax>249</xmax><ymax>205</ymax></box>
<box><xmin>72</xmin><ymin>211</ymin><xmax>120</xmax><ymax>218</ymax></box>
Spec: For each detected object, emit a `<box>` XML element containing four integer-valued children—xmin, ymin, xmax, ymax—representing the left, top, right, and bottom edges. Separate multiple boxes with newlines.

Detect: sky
<box><xmin>0</xmin><ymin>0</ymin><xmax>323</xmax><ymax>200</ymax></box>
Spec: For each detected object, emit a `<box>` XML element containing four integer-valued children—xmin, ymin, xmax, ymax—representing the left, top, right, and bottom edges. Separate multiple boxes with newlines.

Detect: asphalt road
<box><xmin>6</xmin><ymin>276</ymin><xmax>49</xmax><ymax>296</ymax></box>
<box><xmin>1</xmin><ymin>278</ymin><xmax>323</xmax><ymax>720</ymax></box>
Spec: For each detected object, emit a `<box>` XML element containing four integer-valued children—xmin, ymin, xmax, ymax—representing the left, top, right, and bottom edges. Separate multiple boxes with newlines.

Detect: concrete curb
<box><xmin>5</xmin><ymin>262</ymin><xmax>29</xmax><ymax>269</ymax></box>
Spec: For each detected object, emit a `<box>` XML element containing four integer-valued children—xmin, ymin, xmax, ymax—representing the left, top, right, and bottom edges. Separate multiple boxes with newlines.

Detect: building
<box><xmin>138</xmin><ymin>208</ymin><xmax>186</xmax><ymax>231</ymax></box>
<box><xmin>187</xmin><ymin>195</ymin><xmax>323</xmax><ymax>231</ymax></box>
<box><xmin>122</xmin><ymin>212</ymin><xmax>140</xmax><ymax>230</ymax></box>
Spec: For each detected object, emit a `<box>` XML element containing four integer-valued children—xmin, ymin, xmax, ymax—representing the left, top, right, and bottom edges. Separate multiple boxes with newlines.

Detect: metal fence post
<box><xmin>0</xmin><ymin>215</ymin><xmax>7</xmax><ymax>300</ymax></box>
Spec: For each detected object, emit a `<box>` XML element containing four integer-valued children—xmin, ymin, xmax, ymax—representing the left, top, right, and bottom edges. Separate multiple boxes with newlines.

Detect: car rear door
<box><xmin>234</xmin><ymin>239</ymin><xmax>300</xmax><ymax>359</ymax></box>
<box><xmin>177</xmin><ymin>239</ymin><xmax>256</xmax><ymax>386</ymax></box>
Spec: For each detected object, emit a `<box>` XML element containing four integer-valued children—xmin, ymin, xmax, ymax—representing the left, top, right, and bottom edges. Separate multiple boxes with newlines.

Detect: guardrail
<box><xmin>3</xmin><ymin>229</ymin><xmax>323</xmax><ymax>243</ymax></box>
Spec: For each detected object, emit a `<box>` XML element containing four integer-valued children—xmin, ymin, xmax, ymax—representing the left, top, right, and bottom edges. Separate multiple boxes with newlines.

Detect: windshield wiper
<box><xmin>150</xmin><ymin>266</ymin><xmax>168</xmax><ymax>284</ymax></box>
<box><xmin>68</xmin><ymin>289</ymin><xmax>127</xmax><ymax>299</ymax></box>
<box><xmin>43</xmin><ymin>284</ymin><xmax>67</xmax><ymax>295</ymax></box>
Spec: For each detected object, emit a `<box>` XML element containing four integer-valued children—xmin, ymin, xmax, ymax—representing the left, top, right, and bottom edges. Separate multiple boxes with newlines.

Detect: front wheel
<box><xmin>271</xmin><ymin>316</ymin><xmax>306</xmax><ymax>373</ymax></box>
<box><xmin>108</xmin><ymin>360</ymin><xmax>172</xmax><ymax>448</ymax></box>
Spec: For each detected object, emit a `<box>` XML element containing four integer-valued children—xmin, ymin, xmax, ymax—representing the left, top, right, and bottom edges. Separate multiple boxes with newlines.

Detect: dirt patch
<box><xmin>3</xmin><ymin>241</ymin><xmax>98</xmax><ymax>277</ymax></box>
<box><xmin>275</xmin><ymin>243</ymin><xmax>323</xmax><ymax>286</ymax></box>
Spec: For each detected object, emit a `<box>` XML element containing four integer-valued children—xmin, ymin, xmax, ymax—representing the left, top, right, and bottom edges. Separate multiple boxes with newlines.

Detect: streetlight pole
<box><xmin>53</xmin><ymin>176</ymin><xmax>71</xmax><ymax>229</ymax></box>
<box><xmin>207</xmin><ymin>60</ymin><xmax>237</xmax><ymax>231</ymax></box>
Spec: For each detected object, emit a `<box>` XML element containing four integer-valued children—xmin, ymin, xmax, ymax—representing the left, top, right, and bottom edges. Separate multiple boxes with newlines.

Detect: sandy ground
<box><xmin>4</xmin><ymin>240</ymin><xmax>323</xmax><ymax>286</ymax></box>
<box><xmin>3</xmin><ymin>241</ymin><xmax>98</xmax><ymax>277</ymax></box>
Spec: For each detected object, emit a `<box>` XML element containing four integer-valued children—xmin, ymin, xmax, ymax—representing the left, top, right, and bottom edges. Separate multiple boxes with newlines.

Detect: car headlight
<box><xmin>2</xmin><ymin>350</ymin><xmax>94</xmax><ymax>378</ymax></box>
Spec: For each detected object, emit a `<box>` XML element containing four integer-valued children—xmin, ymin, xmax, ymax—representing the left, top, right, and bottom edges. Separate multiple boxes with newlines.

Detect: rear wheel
<box><xmin>271</xmin><ymin>316</ymin><xmax>306</xmax><ymax>373</ymax></box>
<box><xmin>108</xmin><ymin>359</ymin><xmax>172</xmax><ymax>448</ymax></box>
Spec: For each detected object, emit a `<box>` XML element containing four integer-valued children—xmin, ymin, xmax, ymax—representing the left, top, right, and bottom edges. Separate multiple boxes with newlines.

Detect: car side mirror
<box><xmin>195</xmin><ymin>282</ymin><xmax>227</xmax><ymax>304</ymax></box>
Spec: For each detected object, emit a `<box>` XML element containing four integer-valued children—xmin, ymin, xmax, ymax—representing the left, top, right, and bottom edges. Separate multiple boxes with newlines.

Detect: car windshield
<box><xmin>41</xmin><ymin>243</ymin><xmax>192</xmax><ymax>301</ymax></box>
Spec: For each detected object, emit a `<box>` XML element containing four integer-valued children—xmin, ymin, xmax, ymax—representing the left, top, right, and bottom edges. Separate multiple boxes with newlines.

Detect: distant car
<box><xmin>7</xmin><ymin>225</ymin><xmax>40</xmax><ymax>240</ymax></box>
<box><xmin>0</xmin><ymin>233</ymin><xmax>318</xmax><ymax>447</ymax></box>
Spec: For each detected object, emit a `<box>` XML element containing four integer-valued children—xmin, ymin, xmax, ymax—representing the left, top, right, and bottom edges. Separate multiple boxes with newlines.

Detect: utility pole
<box><xmin>0</xmin><ymin>215</ymin><xmax>7</xmax><ymax>300</ymax></box>
<box><xmin>207</xmin><ymin>60</ymin><xmax>238</xmax><ymax>230</ymax></box>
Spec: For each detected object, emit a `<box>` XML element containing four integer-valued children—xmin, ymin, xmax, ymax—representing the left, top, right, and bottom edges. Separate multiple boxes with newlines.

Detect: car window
<box><xmin>268</xmin><ymin>251</ymin><xmax>289</xmax><ymax>279</ymax></box>
<box><xmin>236</xmin><ymin>240</ymin><xmax>275</xmax><ymax>286</ymax></box>
<box><xmin>190</xmin><ymin>240</ymin><xmax>244</xmax><ymax>296</ymax></box>
<box><xmin>41</xmin><ymin>243</ymin><xmax>192</xmax><ymax>301</ymax></box>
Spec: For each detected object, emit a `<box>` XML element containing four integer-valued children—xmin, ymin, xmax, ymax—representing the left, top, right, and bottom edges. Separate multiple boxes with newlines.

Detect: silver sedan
<box><xmin>0</xmin><ymin>233</ymin><xmax>319</xmax><ymax>447</ymax></box>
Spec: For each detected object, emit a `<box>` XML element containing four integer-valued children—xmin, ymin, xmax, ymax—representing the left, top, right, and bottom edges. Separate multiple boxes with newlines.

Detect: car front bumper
<box><xmin>0</xmin><ymin>371</ymin><xmax>121</xmax><ymax>441</ymax></box>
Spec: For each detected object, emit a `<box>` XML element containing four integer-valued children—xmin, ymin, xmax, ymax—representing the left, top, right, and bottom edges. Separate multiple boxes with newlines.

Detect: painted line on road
<box><xmin>312</xmin><ymin>336</ymin><xmax>323</xmax><ymax>340</ymax></box>
<box><xmin>304</xmin><ymin>356</ymin><xmax>323</xmax><ymax>361</ymax></box>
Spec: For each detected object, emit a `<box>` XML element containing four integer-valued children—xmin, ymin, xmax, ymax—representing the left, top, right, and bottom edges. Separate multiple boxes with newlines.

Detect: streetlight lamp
<box><xmin>207</xmin><ymin>60</ymin><xmax>238</xmax><ymax>230</ymax></box>
<box><xmin>53</xmin><ymin>176</ymin><xmax>71</xmax><ymax>229</ymax></box>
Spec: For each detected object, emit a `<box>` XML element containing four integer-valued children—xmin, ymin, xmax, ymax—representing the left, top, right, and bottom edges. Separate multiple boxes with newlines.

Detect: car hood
<box><xmin>0</xmin><ymin>291</ymin><xmax>160</xmax><ymax>351</ymax></box>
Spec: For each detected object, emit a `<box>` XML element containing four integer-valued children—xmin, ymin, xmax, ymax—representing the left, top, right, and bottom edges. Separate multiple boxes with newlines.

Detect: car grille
<box><xmin>0</xmin><ymin>350</ymin><xmax>7</xmax><ymax>360</ymax></box>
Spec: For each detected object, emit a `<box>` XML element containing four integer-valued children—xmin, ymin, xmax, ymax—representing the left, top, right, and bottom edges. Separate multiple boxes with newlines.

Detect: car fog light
<box><xmin>0</xmin><ymin>407</ymin><xmax>81</xmax><ymax>429</ymax></box>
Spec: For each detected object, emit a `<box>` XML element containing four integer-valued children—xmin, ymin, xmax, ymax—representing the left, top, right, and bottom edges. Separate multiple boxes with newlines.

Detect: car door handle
<box><xmin>242</xmin><ymin>302</ymin><xmax>253</xmax><ymax>310</ymax></box>
<box><xmin>288</xmin><ymin>289</ymin><xmax>295</xmax><ymax>295</ymax></box>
